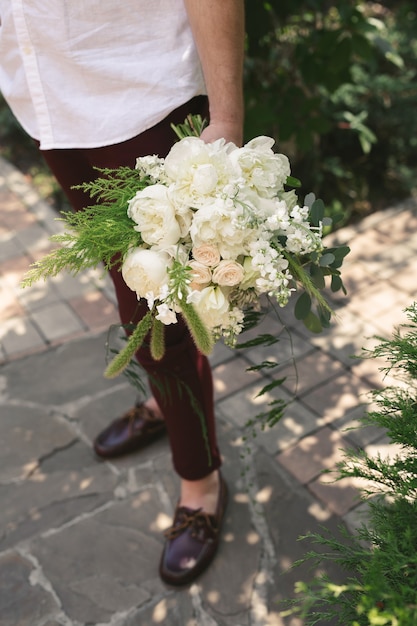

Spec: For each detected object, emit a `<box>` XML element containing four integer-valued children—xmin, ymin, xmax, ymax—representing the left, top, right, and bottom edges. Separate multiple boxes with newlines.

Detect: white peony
<box><xmin>122</xmin><ymin>248</ymin><xmax>171</xmax><ymax>300</ymax></box>
<box><xmin>231</xmin><ymin>136</ymin><xmax>291</xmax><ymax>198</ymax></box>
<box><xmin>190</xmin><ymin>197</ymin><xmax>255</xmax><ymax>259</ymax></box>
<box><xmin>164</xmin><ymin>136</ymin><xmax>240</xmax><ymax>208</ymax></box>
<box><xmin>127</xmin><ymin>184</ymin><xmax>181</xmax><ymax>248</ymax></box>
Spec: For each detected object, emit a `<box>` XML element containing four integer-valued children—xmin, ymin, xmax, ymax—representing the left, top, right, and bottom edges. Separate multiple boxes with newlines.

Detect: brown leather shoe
<box><xmin>159</xmin><ymin>473</ymin><xmax>228</xmax><ymax>586</ymax></box>
<box><xmin>93</xmin><ymin>404</ymin><xmax>166</xmax><ymax>458</ymax></box>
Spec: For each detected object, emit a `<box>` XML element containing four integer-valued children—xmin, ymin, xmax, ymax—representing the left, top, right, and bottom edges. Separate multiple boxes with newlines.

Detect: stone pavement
<box><xmin>1</xmin><ymin>153</ymin><xmax>417</xmax><ymax>626</ymax></box>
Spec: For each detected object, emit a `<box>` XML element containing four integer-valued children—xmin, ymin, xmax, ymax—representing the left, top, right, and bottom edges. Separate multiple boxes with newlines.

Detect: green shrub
<box><xmin>282</xmin><ymin>303</ymin><xmax>417</xmax><ymax>625</ymax></box>
<box><xmin>244</xmin><ymin>1</ymin><xmax>417</xmax><ymax>225</ymax></box>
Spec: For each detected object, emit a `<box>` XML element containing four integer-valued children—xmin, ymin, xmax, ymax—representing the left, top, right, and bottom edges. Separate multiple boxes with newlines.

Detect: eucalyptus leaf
<box><xmin>319</xmin><ymin>253</ymin><xmax>336</xmax><ymax>267</ymax></box>
<box><xmin>295</xmin><ymin>291</ymin><xmax>312</xmax><ymax>320</ymax></box>
<box><xmin>303</xmin><ymin>311</ymin><xmax>323</xmax><ymax>333</ymax></box>
<box><xmin>304</xmin><ymin>192</ymin><xmax>316</xmax><ymax>208</ymax></box>
<box><xmin>309</xmin><ymin>199</ymin><xmax>325</xmax><ymax>227</ymax></box>
<box><xmin>331</xmin><ymin>274</ymin><xmax>343</xmax><ymax>292</ymax></box>
<box><xmin>310</xmin><ymin>265</ymin><xmax>326</xmax><ymax>289</ymax></box>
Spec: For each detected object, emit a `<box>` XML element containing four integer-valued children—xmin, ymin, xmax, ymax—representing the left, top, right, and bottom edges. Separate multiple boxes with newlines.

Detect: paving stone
<box><xmin>0</xmin><ymin>316</ymin><xmax>45</xmax><ymax>357</ymax></box>
<box><xmin>17</xmin><ymin>278</ymin><xmax>61</xmax><ymax>311</ymax></box>
<box><xmin>308</xmin><ymin>474</ymin><xmax>363</xmax><ymax>517</ymax></box>
<box><xmin>295</xmin><ymin>307</ymin><xmax>381</xmax><ymax>366</ymax></box>
<box><xmin>68</xmin><ymin>291</ymin><xmax>118</xmax><ymax>332</ymax></box>
<box><xmin>277</xmin><ymin>350</ymin><xmax>347</xmax><ymax>397</ymax></box>
<box><xmin>217</xmin><ymin>383</ymin><xmax>323</xmax><ymax>454</ymax></box>
<box><xmin>0</xmin><ymin>233</ymin><xmax>26</xmax><ymax>263</ymax></box>
<box><xmin>213</xmin><ymin>356</ymin><xmax>262</xmax><ymax>400</ymax></box>
<box><xmin>244</xmin><ymin>333</ymin><xmax>315</xmax><ymax>375</ymax></box>
<box><xmin>276</xmin><ymin>426</ymin><xmax>354</xmax><ymax>485</ymax></box>
<box><xmin>122</xmin><ymin>595</ymin><xmax>196</xmax><ymax>626</ymax></box>
<box><xmin>0</xmin><ymin>405</ymin><xmax>77</xmax><ymax>482</ymax></box>
<box><xmin>342</xmin><ymin>500</ymin><xmax>373</xmax><ymax>536</ymax></box>
<box><xmin>0</xmin><ymin>333</ymin><xmax>122</xmax><ymax>405</ymax></box>
<box><xmin>0</xmin><ymin>280</ymin><xmax>25</xmax><ymax>320</ymax></box>
<box><xmin>301</xmin><ymin>371</ymin><xmax>374</xmax><ymax>421</ymax></box>
<box><xmin>209</xmin><ymin>339</ymin><xmax>235</xmax><ymax>368</ymax></box>
<box><xmin>31</xmin><ymin>301</ymin><xmax>85</xmax><ymax>342</ymax></box>
<box><xmin>51</xmin><ymin>270</ymin><xmax>107</xmax><ymax>300</ymax></box>
<box><xmin>254</xmin><ymin>451</ymin><xmax>349</xmax><ymax>625</ymax></box>
<box><xmin>199</xmin><ymin>425</ymin><xmax>262</xmax><ymax>621</ymax></box>
<box><xmin>0</xmin><ymin>552</ymin><xmax>60</xmax><ymax>626</ymax></box>
<box><xmin>256</xmin><ymin>400</ymin><xmax>325</xmax><ymax>455</ymax></box>
<box><xmin>331</xmin><ymin>405</ymin><xmax>384</xmax><ymax>448</ymax></box>
<box><xmin>39</xmin><ymin>439</ymin><xmax>98</xmax><ymax>472</ymax></box>
<box><xmin>217</xmin><ymin>381</ymin><xmax>291</xmax><ymax>430</ymax></box>
<box><xmin>0</xmin><ymin>465</ymin><xmax>118</xmax><ymax>550</ymax></box>
<box><xmin>31</xmin><ymin>490</ymin><xmax>164</xmax><ymax>624</ymax></box>
<box><xmin>350</xmin><ymin>352</ymin><xmax>398</xmax><ymax>390</ymax></box>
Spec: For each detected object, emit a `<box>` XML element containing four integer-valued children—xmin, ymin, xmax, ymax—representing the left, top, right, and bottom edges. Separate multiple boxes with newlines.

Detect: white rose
<box><xmin>187</xmin><ymin>286</ymin><xmax>230</xmax><ymax>329</ymax></box>
<box><xmin>188</xmin><ymin>261</ymin><xmax>212</xmax><ymax>290</ymax></box>
<box><xmin>212</xmin><ymin>260</ymin><xmax>244</xmax><ymax>287</ymax></box>
<box><xmin>192</xmin><ymin>244</ymin><xmax>221</xmax><ymax>267</ymax></box>
<box><xmin>127</xmin><ymin>184</ymin><xmax>181</xmax><ymax>247</ymax></box>
<box><xmin>122</xmin><ymin>248</ymin><xmax>171</xmax><ymax>299</ymax></box>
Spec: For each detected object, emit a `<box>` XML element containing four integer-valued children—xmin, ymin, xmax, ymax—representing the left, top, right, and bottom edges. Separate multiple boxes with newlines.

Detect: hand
<box><xmin>200</xmin><ymin>120</ymin><xmax>243</xmax><ymax>147</ymax></box>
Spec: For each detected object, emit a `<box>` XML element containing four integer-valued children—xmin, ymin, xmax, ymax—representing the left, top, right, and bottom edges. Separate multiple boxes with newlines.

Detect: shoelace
<box><xmin>164</xmin><ymin>508</ymin><xmax>218</xmax><ymax>540</ymax></box>
<box><xmin>127</xmin><ymin>405</ymin><xmax>161</xmax><ymax>434</ymax></box>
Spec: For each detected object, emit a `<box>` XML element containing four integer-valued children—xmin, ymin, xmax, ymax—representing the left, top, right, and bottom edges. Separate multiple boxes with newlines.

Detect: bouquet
<box><xmin>22</xmin><ymin>116</ymin><xmax>349</xmax><ymax>379</ymax></box>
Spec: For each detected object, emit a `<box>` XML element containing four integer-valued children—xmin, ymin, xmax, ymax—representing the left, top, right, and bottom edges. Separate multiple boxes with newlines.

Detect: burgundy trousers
<box><xmin>40</xmin><ymin>96</ymin><xmax>221</xmax><ymax>480</ymax></box>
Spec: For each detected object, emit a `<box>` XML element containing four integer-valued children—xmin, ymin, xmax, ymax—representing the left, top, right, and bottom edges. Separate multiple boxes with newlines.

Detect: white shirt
<box><xmin>0</xmin><ymin>1</ymin><xmax>206</xmax><ymax>149</ymax></box>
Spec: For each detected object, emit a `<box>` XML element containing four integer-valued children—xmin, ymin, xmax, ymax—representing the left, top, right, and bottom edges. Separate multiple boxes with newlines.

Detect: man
<box><xmin>0</xmin><ymin>0</ymin><xmax>245</xmax><ymax>585</ymax></box>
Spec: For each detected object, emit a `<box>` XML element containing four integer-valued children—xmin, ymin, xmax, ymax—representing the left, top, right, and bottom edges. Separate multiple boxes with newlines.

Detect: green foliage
<box><xmin>21</xmin><ymin>167</ymin><xmax>148</xmax><ymax>285</ymax></box>
<box><xmin>244</xmin><ymin>1</ymin><xmax>417</xmax><ymax>224</ymax></box>
<box><xmin>282</xmin><ymin>303</ymin><xmax>417</xmax><ymax>624</ymax></box>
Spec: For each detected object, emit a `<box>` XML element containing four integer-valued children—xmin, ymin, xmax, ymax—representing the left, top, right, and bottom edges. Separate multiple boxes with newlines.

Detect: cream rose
<box><xmin>127</xmin><ymin>184</ymin><xmax>181</xmax><ymax>248</ymax></box>
<box><xmin>188</xmin><ymin>261</ymin><xmax>212</xmax><ymax>290</ymax></box>
<box><xmin>212</xmin><ymin>260</ymin><xmax>244</xmax><ymax>287</ymax></box>
<box><xmin>192</xmin><ymin>244</ymin><xmax>221</xmax><ymax>267</ymax></box>
<box><xmin>122</xmin><ymin>248</ymin><xmax>170</xmax><ymax>299</ymax></box>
